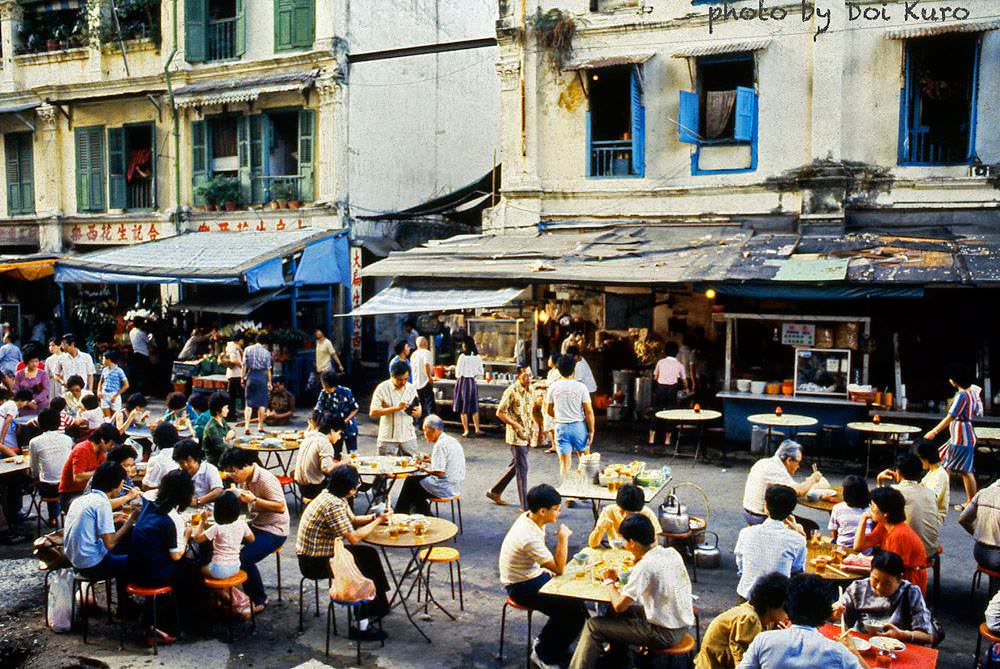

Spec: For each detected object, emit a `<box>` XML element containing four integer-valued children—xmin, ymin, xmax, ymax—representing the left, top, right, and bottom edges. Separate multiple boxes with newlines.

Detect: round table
<box><xmin>366</xmin><ymin>516</ymin><xmax>458</xmax><ymax>643</ymax></box>
<box><xmin>847</xmin><ymin>422</ymin><xmax>921</xmax><ymax>478</ymax></box>
<box><xmin>236</xmin><ymin>440</ymin><xmax>300</xmax><ymax>476</ymax></box>
<box><xmin>654</xmin><ymin>409</ymin><xmax>722</xmax><ymax>460</ymax></box>
<box><xmin>350</xmin><ymin>455</ymin><xmax>422</xmax><ymax>511</ymax></box>
<box><xmin>798</xmin><ymin>485</ymin><xmax>843</xmax><ymax>513</ymax></box>
<box><xmin>975</xmin><ymin>427</ymin><xmax>1000</xmax><ymax>442</ymax></box>
<box><xmin>747</xmin><ymin>414</ymin><xmax>818</xmax><ymax>454</ymax></box>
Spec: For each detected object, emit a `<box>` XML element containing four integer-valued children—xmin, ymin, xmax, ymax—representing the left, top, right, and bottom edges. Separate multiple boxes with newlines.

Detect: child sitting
<box><xmin>829</xmin><ymin>474</ymin><xmax>872</xmax><ymax>549</ymax></box>
<box><xmin>79</xmin><ymin>393</ymin><xmax>105</xmax><ymax>431</ymax></box>
<box><xmin>192</xmin><ymin>490</ymin><xmax>254</xmax><ymax>579</ymax></box>
<box><xmin>588</xmin><ymin>483</ymin><xmax>662</xmax><ymax>548</ymax></box>
<box><xmin>161</xmin><ymin>392</ymin><xmax>193</xmax><ymax>434</ymax></box>
<box><xmin>187</xmin><ymin>393</ymin><xmax>210</xmax><ymax>441</ymax></box>
<box><xmin>49</xmin><ymin>397</ymin><xmax>74</xmax><ymax>433</ymax></box>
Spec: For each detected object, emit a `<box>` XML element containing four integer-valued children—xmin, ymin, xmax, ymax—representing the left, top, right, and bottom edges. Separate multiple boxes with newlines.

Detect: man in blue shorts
<box><xmin>544</xmin><ymin>354</ymin><xmax>595</xmax><ymax>482</ymax></box>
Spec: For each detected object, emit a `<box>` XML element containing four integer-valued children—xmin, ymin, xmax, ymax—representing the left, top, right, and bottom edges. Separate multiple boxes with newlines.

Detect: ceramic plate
<box><xmin>869</xmin><ymin>636</ymin><xmax>905</xmax><ymax>652</ymax></box>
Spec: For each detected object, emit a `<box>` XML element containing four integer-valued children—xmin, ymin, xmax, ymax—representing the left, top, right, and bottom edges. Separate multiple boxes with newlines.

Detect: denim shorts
<box><xmin>555</xmin><ymin>421</ymin><xmax>589</xmax><ymax>455</ymax></box>
<box><xmin>209</xmin><ymin>562</ymin><xmax>240</xmax><ymax>580</ymax></box>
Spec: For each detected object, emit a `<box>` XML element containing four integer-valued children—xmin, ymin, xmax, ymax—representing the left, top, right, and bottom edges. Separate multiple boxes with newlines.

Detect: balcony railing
<box><xmin>207</xmin><ymin>17</ymin><xmax>237</xmax><ymax>61</ymax></box>
<box><xmin>255</xmin><ymin>175</ymin><xmax>305</xmax><ymax>204</ymax></box>
<box><xmin>590</xmin><ymin>140</ymin><xmax>635</xmax><ymax>177</ymax></box>
<box><xmin>128</xmin><ymin>177</ymin><xmax>154</xmax><ymax>210</ymax></box>
<box><xmin>903</xmin><ymin>124</ymin><xmax>968</xmax><ymax>165</ymax></box>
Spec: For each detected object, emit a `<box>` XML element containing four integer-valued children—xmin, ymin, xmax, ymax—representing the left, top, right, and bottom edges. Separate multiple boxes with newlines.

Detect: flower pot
<box><xmin>267</xmin><ymin>201</ymin><xmax>280</xmax><ymax>210</ymax></box>
<box><xmin>206</xmin><ymin>203</ymin><xmax>217</xmax><ymax>211</ymax></box>
<box><xmin>46</xmin><ymin>39</ymin><xmax>59</xmax><ymax>52</ymax></box>
<box><xmin>224</xmin><ymin>200</ymin><xmax>237</xmax><ymax>212</ymax></box>
<box><xmin>276</xmin><ymin>200</ymin><xmax>288</xmax><ymax>209</ymax></box>
<box><xmin>287</xmin><ymin>200</ymin><xmax>301</xmax><ymax>210</ymax></box>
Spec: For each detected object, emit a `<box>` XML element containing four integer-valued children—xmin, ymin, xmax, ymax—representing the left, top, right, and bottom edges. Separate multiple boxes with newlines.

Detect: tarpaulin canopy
<box><xmin>347</xmin><ymin>283</ymin><xmax>528</xmax><ymax>317</ymax></box>
<box><xmin>56</xmin><ymin>228</ymin><xmax>344</xmax><ymax>292</ymax></box>
<box><xmin>0</xmin><ymin>255</ymin><xmax>59</xmax><ymax>281</ymax></box>
<box><xmin>170</xmin><ymin>288</ymin><xmax>287</xmax><ymax>316</ymax></box>
<box><xmin>292</xmin><ymin>231</ymin><xmax>350</xmax><ymax>286</ymax></box>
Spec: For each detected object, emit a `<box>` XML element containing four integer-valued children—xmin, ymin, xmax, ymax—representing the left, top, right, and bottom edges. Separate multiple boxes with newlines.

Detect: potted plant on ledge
<box><xmin>269</xmin><ymin>181</ymin><xmax>292</xmax><ymax>209</ymax></box>
<box><xmin>218</xmin><ymin>177</ymin><xmax>242</xmax><ymax>212</ymax></box>
<box><xmin>195</xmin><ymin>178</ymin><xmax>221</xmax><ymax>211</ymax></box>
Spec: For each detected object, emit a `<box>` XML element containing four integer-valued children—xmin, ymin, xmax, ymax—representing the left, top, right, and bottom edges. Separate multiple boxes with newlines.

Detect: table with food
<box><xmin>806</xmin><ymin>535</ymin><xmax>870</xmax><ymax>582</ymax></box>
<box><xmin>798</xmin><ymin>485</ymin><xmax>843</xmax><ymax>513</ymax></box>
<box><xmin>846</xmin><ymin>421</ymin><xmax>921</xmax><ymax>478</ymax></box>
<box><xmin>347</xmin><ymin>453</ymin><xmax>424</xmax><ymax>510</ymax></box>
<box><xmin>539</xmin><ymin>547</ymin><xmax>635</xmax><ymax>603</ymax></box>
<box><xmin>236</xmin><ymin>430</ymin><xmax>303</xmax><ymax>476</ymax></box>
<box><xmin>0</xmin><ymin>454</ymin><xmax>29</xmax><ymax>478</ymax></box>
<box><xmin>819</xmin><ymin>624</ymin><xmax>938</xmax><ymax>668</ymax></box>
<box><xmin>365</xmin><ymin>514</ymin><xmax>458</xmax><ymax>643</ymax></box>
<box><xmin>556</xmin><ymin>457</ymin><xmax>671</xmax><ymax>521</ymax></box>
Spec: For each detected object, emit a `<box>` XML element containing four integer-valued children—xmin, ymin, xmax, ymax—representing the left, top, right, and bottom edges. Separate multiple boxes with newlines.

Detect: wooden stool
<box><xmin>122</xmin><ymin>584</ymin><xmax>180</xmax><ymax>655</ymax></box>
<box><xmin>430</xmin><ymin>495</ymin><xmax>463</xmax><ymax>537</ymax></box>
<box><xmin>325</xmin><ymin>596</ymin><xmax>383</xmax><ymax>663</ymax></box>
<box><xmin>497</xmin><ymin>596</ymin><xmax>534</xmax><ymax>669</ymax></box>
<box><xmin>636</xmin><ymin>633</ymin><xmax>697</xmax><ymax>668</ymax></box>
<box><xmin>972</xmin><ymin>565</ymin><xmax>1000</xmax><ymax>600</ymax></box>
<box><xmin>32</xmin><ymin>490</ymin><xmax>62</xmax><ymax>536</ymax></box>
<box><xmin>977</xmin><ymin>622</ymin><xmax>1000</xmax><ymax>669</ymax></box>
<box><xmin>417</xmin><ymin>546</ymin><xmax>464</xmax><ymax>611</ymax></box>
<box><xmin>203</xmin><ymin>570</ymin><xmax>255</xmax><ymax>640</ymax></box>
<box><xmin>71</xmin><ymin>572</ymin><xmax>114</xmax><ymax>644</ymax></box>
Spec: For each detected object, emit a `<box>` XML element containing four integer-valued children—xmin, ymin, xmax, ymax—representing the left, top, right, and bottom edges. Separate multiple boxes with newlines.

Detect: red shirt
<box><xmin>58</xmin><ymin>441</ymin><xmax>105</xmax><ymax>494</ymax></box>
<box><xmin>863</xmin><ymin>521</ymin><xmax>928</xmax><ymax>594</ymax></box>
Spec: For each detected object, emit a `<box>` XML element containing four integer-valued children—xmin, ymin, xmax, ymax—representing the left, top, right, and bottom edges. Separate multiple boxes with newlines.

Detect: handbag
<box><xmin>33</xmin><ymin>531</ymin><xmax>70</xmax><ymax>571</ymax></box>
<box><xmin>329</xmin><ymin>538</ymin><xmax>376</xmax><ymax>603</ymax></box>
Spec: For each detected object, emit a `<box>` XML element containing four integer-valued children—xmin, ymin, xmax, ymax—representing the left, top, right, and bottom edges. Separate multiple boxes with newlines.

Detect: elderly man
<box><xmin>410</xmin><ymin>336</ymin><xmax>435</xmax><ymax>427</ymax></box>
<box><xmin>369</xmin><ymin>360</ymin><xmax>421</xmax><ymax>456</ymax></box>
<box><xmin>394</xmin><ymin>414</ymin><xmax>465</xmax><ymax>516</ymax></box>
<box><xmin>742</xmin><ymin>440</ymin><xmax>822</xmax><ymax>526</ymax></box>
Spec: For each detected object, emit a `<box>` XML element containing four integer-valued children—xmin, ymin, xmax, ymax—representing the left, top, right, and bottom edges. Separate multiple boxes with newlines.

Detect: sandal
<box><xmin>954</xmin><ymin>502</ymin><xmax>969</xmax><ymax>512</ymax></box>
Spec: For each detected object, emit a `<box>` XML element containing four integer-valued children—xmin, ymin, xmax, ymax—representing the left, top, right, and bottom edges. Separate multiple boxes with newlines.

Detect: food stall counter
<box><xmin>718</xmin><ymin>391</ymin><xmax>869</xmax><ymax>444</ymax></box>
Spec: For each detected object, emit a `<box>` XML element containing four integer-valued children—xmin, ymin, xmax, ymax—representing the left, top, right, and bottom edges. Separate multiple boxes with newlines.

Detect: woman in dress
<box><xmin>452</xmin><ymin>337</ymin><xmax>484</xmax><ymax>437</ymax></box>
<box><xmin>13</xmin><ymin>346</ymin><xmax>49</xmax><ymax>415</ymax></box>
<box><xmin>925</xmin><ymin>364</ymin><xmax>981</xmax><ymax>511</ymax></box>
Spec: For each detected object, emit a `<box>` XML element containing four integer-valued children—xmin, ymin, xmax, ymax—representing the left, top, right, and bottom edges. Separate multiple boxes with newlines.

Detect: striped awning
<box><xmin>884</xmin><ymin>18</ymin><xmax>1000</xmax><ymax>39</ymax></box>
<box><xmin>173</xmin><ymin>70</ymin><xmax>318</xmax><ymax>109</ymax></box>
<box><xmin>19</xmin><ymin>0</ymin><xmax>82</xmax><ymax>11</ymax></box>
<box><xmin>563</xmin><ymin>52</ymin><xmax>655</xmax><ymax>71</ymax></box>
<box><xmin>672</xmin><ymin>38</ymin><xmax>771</xmax><ymax>58</ymax></box>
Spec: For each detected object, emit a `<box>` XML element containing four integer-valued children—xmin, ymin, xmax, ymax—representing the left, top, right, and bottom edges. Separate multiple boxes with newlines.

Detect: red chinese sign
<box><xmin>350</xmin><ymin>246</ymin><xmax>363</xmax><ymax>358</ymax></box>
<box><xmin>0</xmin><ymin>225</ymin><xmax>40</xmax><ymax>247</ymax></box>
<box><xmin>195</xmin><ymin>218</ymin><xmax>307</xmax><ymax>233</ymax></box>
<box><xmin>64</xmin><ymin>222</ymin><xmax>169</xmax><ymax>246</ymax></box>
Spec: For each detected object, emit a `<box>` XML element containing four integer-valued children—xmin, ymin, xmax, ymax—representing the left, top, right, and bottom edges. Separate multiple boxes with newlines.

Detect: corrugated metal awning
<box><xmin>672</xmin><ymin>38</ymin><xmax>771</xmax><ymax>58</ymax></box>
<box><xmin>884</xmin><ymin>18</ymin><xmax>1000</xmax><ymax>39</ymax></box>
<box><xmin>347</xmin><ymin>283</ymin><xmax>528</xmax><ymax>317</ymax></box>
<box><xmin>563</xmin><ymin>52</ymin><xmax>655</xmax><ymax>71</ymax></box>
<box><xmin>171</xmin><ymin>288</ymin><xmax>287</xmax><ymax>316</ymax></box>
<box><xmin>173</xmin><ymin>70</ymin><xmax>319</xmax><ymax>109</ymax></box>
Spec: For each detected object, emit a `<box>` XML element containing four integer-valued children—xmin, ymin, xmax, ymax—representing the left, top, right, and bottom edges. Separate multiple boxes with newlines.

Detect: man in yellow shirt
<box><xmin>695</xmin><ymin>572</ymin><xmax>789</xmax><ymax>669</ymax></box>
<box><xmin>588</xmin><ymin>484</ymin><xmax>662</xmax><ymax>548</ymax></box>
<box><xmin>314</xmin><ymin>329</ymin><xmax>344</xmax><ymax>376</ymax></box>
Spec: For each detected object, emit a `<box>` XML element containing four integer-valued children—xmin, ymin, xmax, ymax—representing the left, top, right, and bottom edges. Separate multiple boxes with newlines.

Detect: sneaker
<box><xmin>530</xmin><ymin>640</ymin><xmax>559</xmax><ymax>669</ymax></box>
<box><xmin>349</xmin><ymin>626</ymin><xmax>388</xmax><ymax>642</ymax></box>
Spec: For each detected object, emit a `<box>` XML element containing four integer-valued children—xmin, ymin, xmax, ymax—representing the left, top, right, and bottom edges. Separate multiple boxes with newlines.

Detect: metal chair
<box><xmin>325</xmin><ymin>596</ymin><xmax>384</xmax><ymax>664</ymax></box>
<box><xmin>430</xmin><ymin>495</ymin><xmax>463</xmax><ymax>537</ymax></box>
<box><xmin>497</xmin><ymin>596</ymin><xmax>534</xmax><ymax>669</ymax></box>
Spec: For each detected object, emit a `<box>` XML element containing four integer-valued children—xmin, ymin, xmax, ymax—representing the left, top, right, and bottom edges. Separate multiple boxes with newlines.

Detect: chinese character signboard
<box><xmin>781</xmin><ymin>323</ymin><xmax>816</xmax><ymax>347</ymax></box>
<box><xmin>64</xmin><ymin>222</ymin><xmax>172</xmax><ymax>246</ymax></box>
<box><xmin>0</xmin><ymin>225</ymin><xmax>40</xmax><ymax>247</ymax></box>
<box><xmin>194</xmin><ymin>218</ymin><xmax>308</xmax><ymax>234</ymax></box>
<box><xmin>350</xmin><ymin>246</ymin><xmax>363</xmax><ymax>359</ymax></box>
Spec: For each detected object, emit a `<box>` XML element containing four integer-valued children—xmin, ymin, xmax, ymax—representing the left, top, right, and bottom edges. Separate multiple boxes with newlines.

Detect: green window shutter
<box><xmin>75</xmin><ymin>127</ymin><xmax>105</xmax><ymax>213</ymax></box>
<box><xmin>298</xmin><ymin>108</ymin><xmax>315</xmax><ymax>202</ymax></box>
<box><xmin>107</xmin><ymin>127</ymin><xmax>126</xmax><ymax>210</ymax></box>
<box><xmin>275</xmin><ymin>0</ymin><xmax>293</xmax><ymax>51</ymax></box>
<box><xmin>5</xmin><ymin>134</ymin><xmax>22</xmax><ymax>216</ymax></box>
<box><xmin>234</xmin><ymin>0</ymin><xmax>247</xmax><ymax>58</ymax></box>
<box><xmin>75</xmin><ymin>128</ymin><xmax>90</xmax><ymax>212</ymax></box>
<box><xmin>293</xmin><ymin>0</ymin><xmax>314</xmax><ymax>48</ymax></box>
<box><xmin>249</xmin><ymin>114</ymin><xmax>265</xmax><ymax>204</ymax></box>
<box><xmin>89</xmin><ymin>128</ymin><xmax>106</xmax><ymax>212</ymax></box>
<box><xmin>237</xmin><ymin>115</ymin><xmax>251</xmax><ymax>203</ymax></box>
<box><xmin>18</xmin><ymin>134</ymin><xmax>33</xmax><ymax>214</ymax></box>
<box><xmin>185</xmin><ymin>0</ymin><xmax>207</xmax><ymax>63</ymax></box>
<box><xmin>191</xmin><ymin>120</ymin><xmax>209</xmax><ymax>205</ymax></box>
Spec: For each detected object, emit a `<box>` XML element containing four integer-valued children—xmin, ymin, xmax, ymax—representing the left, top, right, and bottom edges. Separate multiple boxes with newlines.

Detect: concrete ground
<box><xmin>0</xmin><ymin>407</ymin><xmax>986</xmax><ymax>668</ymax></box>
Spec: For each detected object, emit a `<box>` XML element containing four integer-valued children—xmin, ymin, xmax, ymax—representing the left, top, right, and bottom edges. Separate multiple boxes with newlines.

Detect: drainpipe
<box><xmin>163</xmin><ymin>0</ymin><xmax>181</xmax><ymax>231</ymax></box>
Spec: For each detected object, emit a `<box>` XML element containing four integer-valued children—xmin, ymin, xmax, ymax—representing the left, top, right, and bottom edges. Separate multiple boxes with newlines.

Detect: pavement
<box><xmin>0</xmin><ymin>404</ymin><xmax>986</xmax><ymax>668</ymax></box>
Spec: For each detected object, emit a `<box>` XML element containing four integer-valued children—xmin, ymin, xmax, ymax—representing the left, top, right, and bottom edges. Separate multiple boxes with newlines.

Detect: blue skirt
<box><xmin>452</xmin><ymin>376</ymin><xmax>479</xmax><ymax>415</ymax></box>
<box><xmin>941</xmin><ymin>441</ymin><xmax>975</xmax><ymax>473</ymax></box>
<box><xmin>245</xmin><ymin>369</ymin><xmax>269</xmax><ymax>409</ymax></box>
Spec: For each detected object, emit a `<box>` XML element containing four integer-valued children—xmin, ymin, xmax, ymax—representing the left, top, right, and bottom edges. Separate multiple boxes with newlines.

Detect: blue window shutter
<box><xmin>733</xmin><ymin>86</ymin><xmax>756</xmax><ymax>143</ymax></box>
<box><xmin>630</xmin><ymin>67</ymin><xmax>645</xmax><ymax>177</ymax></box>
<box><xmin>107</xmin><ymin>127</ymin><xmax>126</xmax><ymax>210</ymax></box>
<box><xmin>898</xmin><ymin>46</ymin><xmax>912</xmax><ymax>164</ymax></box>
<box><xmin>678</xmin><ymin>90</ymin><xmax>699</xmax><ymax>144</ymax></box>
<box><xmin>585</xmin><ymin>110</ymin><xmax>592</xmax><ymax>177</ymax></box>
<box><xmin>967</xmin><ymin>36</ymin><xmax>981</xmax><ymax>163</ymax></box>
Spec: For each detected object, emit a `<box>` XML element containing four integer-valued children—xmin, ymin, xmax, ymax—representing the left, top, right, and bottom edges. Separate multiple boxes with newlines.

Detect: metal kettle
<box><xmin>658</xmin><ymin>494</ymin><xmax>690</xmax><ymax>535</ymax></box>
<box><xmin>694</xmin><ymin>531</ymin><xmax>721</xmax><ymax>569</ymax></box>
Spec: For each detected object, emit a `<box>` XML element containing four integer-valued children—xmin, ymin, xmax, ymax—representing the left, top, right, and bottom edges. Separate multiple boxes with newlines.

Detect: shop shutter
<box><xmin>5</xmin><ymin>133</ymin><xmax>33</xmax><ymax>216</ymax></box>
<box><xmin>733</xmin><ymin>86</ymin><xmax>757</xmax><ymax>143</ymax></box>
<box><xmin>75</xmin><ymin>126</ymin><xmax>105</xmax><ymax>213</ymax></box>
<box><xmin>298</xmin><ymin>108</ymin><xmax>315</xmax><ymax>201</ymax></box>
<box><xmin>678</xmin><ymin>91</ymin><xmax>700</xmax><ymax>144</ymax></box>
<box><xmin>234</xmin><ymin>0</ymin><xmax>247</xmax><ymax>58</ymax></box>
<box><xmin>191</xmin><ymin>120</ymin><xmax>209</xmax><ymax>205</ymax></box>
<box><xmin>630</xmin><ymin>67</ymin><xmax>645</xmax><ymax>177</ymax></box>
<box><xmin>184</xmin><ymin>0</ymin><xmax>207</xmax><ymax>63</ymax></box>
<box><xmin>107</xmin><ymin>127</ymin><xmax>126</xmax><ymax>210</ymax></box>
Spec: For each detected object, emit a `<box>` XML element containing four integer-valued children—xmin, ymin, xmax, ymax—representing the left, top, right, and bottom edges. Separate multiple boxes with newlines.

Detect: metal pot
<box><xmin>658</xmin><ymin>494</ymin><xmax>690</xmax><ymax>535</ymax></box>
<box><xmin>694</xmin><ymin>531</ymin><xmax>721</xmax><ymax>569</ymax></box>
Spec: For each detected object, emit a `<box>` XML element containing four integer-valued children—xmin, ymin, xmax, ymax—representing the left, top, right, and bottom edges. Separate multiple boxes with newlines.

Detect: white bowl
<box><xmin>849</xmin><ymin>637</ymin><xmax>872</xmax><ymax>653</ymax></box>
<box><xmin>736</xmin><ymin>379</ymin><xmax>751</xmax><ymax>392</ymax></box>
<box><xmin>750</xmin><ymin>381</ymin><xmax>767</xmax><ymax>394</ymax></box>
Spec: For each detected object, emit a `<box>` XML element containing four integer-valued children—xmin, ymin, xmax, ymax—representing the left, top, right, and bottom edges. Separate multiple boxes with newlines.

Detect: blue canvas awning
<box><xmin>292</xmin><ymin>231</ymin><xmax>350</xmax><ymax>286</ymax></box>
<box><xmin>347</xmin><ymin>283</ymin><xmax>528</xmax><ymax>317</ymax></box>
<box><xmin>56</xmin><ymin>228</ymin><xmax>348</xmax><ymax>292</ymax></box>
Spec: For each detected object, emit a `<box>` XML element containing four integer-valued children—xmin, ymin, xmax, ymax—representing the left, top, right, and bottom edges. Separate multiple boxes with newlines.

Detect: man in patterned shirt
<box><xmin>488</xmin><ymin>365</ymin><xmax>535</xmax><ymax>510</ymax></box>
<box><xmin>315</xmin><ymin>370</ymin><xmax>359</xmax><ymax>457</ymax></box>
<box><xmin>296</xmin><ymin>465</ymin><xmax>390</xmax><ymax>641</ymax></box>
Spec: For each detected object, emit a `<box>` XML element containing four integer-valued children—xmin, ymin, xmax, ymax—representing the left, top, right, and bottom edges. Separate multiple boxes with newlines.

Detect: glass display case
<box><xmin>468</xmin><ymin>318</ymin><xmax>525</xmax><ymax>366</ymax></box>
<box><xmin>794</xmin><ymin>348</ymin><xmax>851</xmax><ymax>397</ymax></box>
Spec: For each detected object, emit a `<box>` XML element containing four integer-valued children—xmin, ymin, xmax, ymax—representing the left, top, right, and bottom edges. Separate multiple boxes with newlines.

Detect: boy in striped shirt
<box><xmin>499</xmin><ymin>484</ymin><xmax>587</xmax><ymax>669</ymax></box>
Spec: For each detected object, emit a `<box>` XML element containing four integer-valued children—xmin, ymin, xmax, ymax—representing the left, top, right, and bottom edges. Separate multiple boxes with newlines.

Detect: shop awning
<box><xmin>55</xmin><ymin>228</ymin><xmax>347</xmax><ymax>291</ymax></box>
<box><xmin>884</xmin><ymin>18</ymin><xmax>1000</xmax><ymax>39</ymax></box>
<box><xmin>348</xmin><ymin>283</ymin><xmax>528</xmax><ymax>317</ymax></box>
<box><xmin>563</xmin><ymin>52</ymin><xmax>654</xmax><ymax>71</ymax></box>
<box><xmin>172</xmin><ymin>70</ymin><xmax>319</xmax><ymax>109</ymax></box>
<box><xmin>18</xmin><ymin>0</ymin><xmax>82</xmax><ymax>11</ymax></box>
<box><xmin>0</xmin><ymin>254</ymin><xmax>59</xmax><ymax>281</ymax></box>
<box><xmin>672</xmin><ymin>38</ymin><xmax>771</xmax><ymax>58</ymax></box>
<box><xmin>0</xmin><ymin>101</ymin><xmax>42</xmax><ymax>115</ymax></box>
<box><xmin>170</xmin><ymin>288</ymin><xmax>287</xmax><ymax>316</ymax></box>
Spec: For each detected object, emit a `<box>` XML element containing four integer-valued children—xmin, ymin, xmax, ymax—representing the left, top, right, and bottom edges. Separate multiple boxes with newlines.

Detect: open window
<box><xmin>679</xmin><ymin>53</ymin><xmax>756</xmax><ymax>145</ymax></box>
<box><xmin>185</xmin><ymin>0</ymin><xmax>246</xmax><ymax>63</ymax></box>
<box><xmin>586</xmin><ymin>65</ymin><xmax>645</xmax><ymax>178</ymax></box>
<box><xmin>898</xmin><ymin>34</ymin><xmax>980</xmax><ymax>166</ymax></box>
<box><xmin>108</xmin><ymin>123</ymin><xmax>156</xmax><ymax>211</ymax></box>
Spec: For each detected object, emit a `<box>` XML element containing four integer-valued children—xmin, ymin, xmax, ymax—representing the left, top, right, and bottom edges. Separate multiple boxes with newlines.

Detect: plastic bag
<box><xmin>47</xmin><ymin>569</ymin><xmax>74</xmax><ymax>632</ymax></box>
<box><xmin>329</xmin><ymin>538</ymin><xmax>375</xmax><ymax>603</ymax></box>
<box><xmin>230</xmin><ymin>586</ymin><xmax>252</xmax><ymax>620</ymax></box>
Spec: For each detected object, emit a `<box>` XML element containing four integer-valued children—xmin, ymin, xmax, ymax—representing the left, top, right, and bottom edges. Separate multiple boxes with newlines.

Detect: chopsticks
<box><xmin>827</xmin><ymin>564</ymin><xmax>851</xmax><ymax>579</ymax></box>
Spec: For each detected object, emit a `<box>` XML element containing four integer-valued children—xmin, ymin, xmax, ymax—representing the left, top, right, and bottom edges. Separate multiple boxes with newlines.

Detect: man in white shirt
<box><xmin>128</xmin><ymin>318</ymin><xmax>152</xmax><ymax>395</ymax></box>
<box><xmin>171</xmin><ymin>439</ymin><xmax>223</xmax><ymax>508</ymax></box>
<box><xmin>369</xmin><ymin>360</ymin><xmax>421</xmax><ymax>456</ymax></box>
<box><xmin>394</xmin><ymin>415</ymin><xmax>465</xmax><ymax>515</ymax></box>
<box><xmin>29</xmin><ymin>407</ymin><xmax>73</xmax><ymax>524</ymax></box>
<box><xmin>142</xmin><ymin>423</ymin><xmax>181</xmax><ymax>490</ymax></box>
<box><xmin>742</xmin><ymin>440</ymin><xmax>822</xmax><ymax>525</ymax></box>
<box><xmin>570</xmin><ymin>514</ymin><xmax>694</xmax><ymax>669</ymax></box>
<box><xmin>566</xmin><ymin>345</ymin><xmax>597</xmax><ymax>394</ymax></box>
<box><xmin>544</xmin><ymin>355</ymin><xmax>596</xmax><ymax>481</ymax></box>
<box><xmin>410</xmin><ymin>336</ymin><xmax>435</xmax><ymax>428</ymax></box>
<box><xmin>734</xmin><ymin>485</ymin><xmax>807</xmax><ymax>600</ymax></box>
<box><xmin>57</xmin><ymin>334</ymin><xmax>96</xmax><ymax>391</ymax></box>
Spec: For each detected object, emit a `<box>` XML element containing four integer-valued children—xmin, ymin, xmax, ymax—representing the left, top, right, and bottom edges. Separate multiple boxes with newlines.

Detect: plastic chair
<box><xmin>325</xmin><ymin>596</ymin><xmax>384</xmax><ymax>664</ymax></box>
<box><xmin>430</xmin><ymin>495</ymin><xmax>463</xmax><ymax>537</ymax></box>
<box><xmin>203</xmin><ymin>570</ymin><xmax>255</xmax><ymax>640</ymax></box>
<box><xmin>976</xmin><ymin>622</ymin><xmax>1000</xmax><ymax>669</ymax></box>
<box><xmin>417</xmin><ymin>546</ymin><xmax>464</xmax><ymax>611</ymax></box>
<box><xmin>277</xmin><ymin>475</ymin><xmax>302</xmax><ymax>515</ymax></box>
<box><xmin>497</xmin><ymin>596</ymin><xmax>534</xmax><ymax>669</ymax></box>
<box><xmin>122</xmin><ymin>584</ymin><xmax>180</xmax><ymax>655</ymax></box>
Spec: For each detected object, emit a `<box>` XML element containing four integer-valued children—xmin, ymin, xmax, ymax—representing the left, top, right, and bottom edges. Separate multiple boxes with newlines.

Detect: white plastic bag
<box><xmin>47</xmin><ymin>569</ymin><xmax>74</xmax><ymax>633</ymax></box>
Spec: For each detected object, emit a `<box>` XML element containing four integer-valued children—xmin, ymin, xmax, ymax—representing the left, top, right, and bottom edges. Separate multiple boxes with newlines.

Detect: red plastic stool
<box><xmin>203</xmin><ymin>570</ymin><xmax>255</xmax><ymax>640</ymax></box>
<box><xmin>122</xmin><ymin>584</ymin><xmax>179</xmax><ymax>655</ymax></box>
<box><xmin>497</xmin><ymin>596</ymin><xmax>534</xmax><ymax>669</ymax></box>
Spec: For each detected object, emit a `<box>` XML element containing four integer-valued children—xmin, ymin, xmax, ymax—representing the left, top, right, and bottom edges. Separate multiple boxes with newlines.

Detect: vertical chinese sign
<box><xmin>350</xmin><ymin>246</ymin><xmax>363</xmax><ymax>359</ymax></box>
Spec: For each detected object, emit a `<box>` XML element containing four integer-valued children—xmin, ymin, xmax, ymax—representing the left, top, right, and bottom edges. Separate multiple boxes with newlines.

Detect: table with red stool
<box><xmin>819</xmin><ymin>624</ymin><xmax>937</xmax><ymax>668</ymax></box>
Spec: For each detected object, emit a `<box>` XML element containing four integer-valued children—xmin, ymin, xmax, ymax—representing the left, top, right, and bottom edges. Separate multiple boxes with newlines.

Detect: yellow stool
<box><xmin>417</xmin><ymin>546</ymin><xmax>464</xmax><ymax>611</ymax></box>
<box><xmin>203</xmin><ymin>570</ymin><xmax>254</xmax><ymax>640</ymax></box>
<box><xmin>430</xmin><ymin>495</ymin><xmax>463</xmax><ymax>537</ymax></box>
